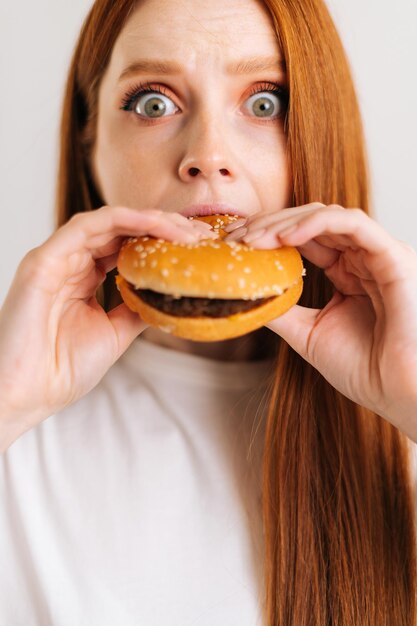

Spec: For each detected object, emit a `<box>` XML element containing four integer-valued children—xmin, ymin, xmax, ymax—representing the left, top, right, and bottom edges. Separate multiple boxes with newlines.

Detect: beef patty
<box><xmin>133</xmin><ymin>287</ymin><xmax>275</xmax><ymax>318</ymax></box>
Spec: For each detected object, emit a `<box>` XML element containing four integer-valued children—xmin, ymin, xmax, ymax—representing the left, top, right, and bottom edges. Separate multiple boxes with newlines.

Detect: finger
<box><xmin>265</xmin><ymin>302</ymin><xmax>322</xmax><ymax>365</ymax></box>
<box><xmin>278</xmin><ymin>207</ymin><xmax>389</xmax><ymax>253</ymax></box>
<box><xmin>107</xmin><ymin>303</ymin><xmax>149</xmax><ymax>362</ymax></box>
<box><xmin>223</xmin><ymin>202</ymin><xmax>327</xmax><ymax>235</ymax></box>
<box><xmin>44</xmin><ymin>206</ymin><xmax>214</xmax><ymax>261</ymax></box>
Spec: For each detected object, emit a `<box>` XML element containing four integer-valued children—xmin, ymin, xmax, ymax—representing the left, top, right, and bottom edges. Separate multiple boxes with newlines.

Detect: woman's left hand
<box><xmin>224</xmin><ymin>203</ymin><xmax>417</xmax><ymax>441</ymax></box>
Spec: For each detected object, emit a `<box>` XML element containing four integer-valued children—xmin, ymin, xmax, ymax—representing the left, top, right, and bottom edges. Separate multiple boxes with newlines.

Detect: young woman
<box><xmin>1</xmin><ymin>0</ymin><xmax>417</xmax><ymax>624</ymax></box>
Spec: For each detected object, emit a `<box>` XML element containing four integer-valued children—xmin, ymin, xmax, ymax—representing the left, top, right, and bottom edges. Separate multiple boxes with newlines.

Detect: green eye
<box><xmin>245</xmin><ymin>89</ymin><xmax>286</xmax><ymax>119</ymax></box>
<box><xmin>134</xmin><ymin>93</ymin><xmax>177</xmax><ymax>118</ymax></box>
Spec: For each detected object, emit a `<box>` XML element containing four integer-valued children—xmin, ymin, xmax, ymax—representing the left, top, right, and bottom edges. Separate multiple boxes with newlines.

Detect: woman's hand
<box><xmin>0</xmin><ymin>206</ymin><xmax>216</xmax><ymax>451</ymax></box>
<box><xmin>224</xmin><ymin>203</ymin><xmax>417</xmax><ymax>441</ymax></box>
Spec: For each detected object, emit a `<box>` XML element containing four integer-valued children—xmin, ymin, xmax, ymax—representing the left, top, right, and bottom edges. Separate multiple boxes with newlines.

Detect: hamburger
<box><xmin>116</xmin><ymin>214</ymin><xmax>304</xmax><ymax>341</ymax></box>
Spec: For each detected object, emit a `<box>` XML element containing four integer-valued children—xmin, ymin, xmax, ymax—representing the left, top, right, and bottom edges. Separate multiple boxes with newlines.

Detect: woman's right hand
<box><xmin>0</xmin><ymin>206</ymin><xmax>215</xmax><ymax>451</ymax></box>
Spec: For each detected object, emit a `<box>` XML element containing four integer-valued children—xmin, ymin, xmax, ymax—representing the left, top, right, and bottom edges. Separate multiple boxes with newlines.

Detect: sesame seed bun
<box><xmin>116</xmin><ymin>214</ymin><xmax>304</xmax><ymax>341</ymax></box>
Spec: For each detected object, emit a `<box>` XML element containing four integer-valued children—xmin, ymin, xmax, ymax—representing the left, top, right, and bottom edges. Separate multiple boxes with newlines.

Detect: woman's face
<box><xmin>92</xmin><ymin>0</ymin><xmax>290</xmax><ymax>219</ymax></box>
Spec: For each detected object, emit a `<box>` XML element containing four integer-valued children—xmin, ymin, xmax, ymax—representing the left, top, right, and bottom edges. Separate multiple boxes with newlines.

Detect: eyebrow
<box><xmin>118</xmin><ymin>56</ymin><xmax>286</xmax><ymax>82</ymax></box>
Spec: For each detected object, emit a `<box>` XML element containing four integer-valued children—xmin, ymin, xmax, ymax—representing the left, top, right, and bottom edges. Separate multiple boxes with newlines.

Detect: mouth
<box><xmin>179</xmin><ymin>203</ymin><xmax>246</xmax><ymax>219</ymax></box>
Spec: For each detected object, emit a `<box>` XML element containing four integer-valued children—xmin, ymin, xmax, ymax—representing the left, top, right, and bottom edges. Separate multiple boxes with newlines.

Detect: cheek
<box><xmin>93</xmin><ymin>119</ymin><xmax>171</xmax><ymax>207</ymax></box>
<box><xmin>252</xmin><ymin>133</ymin><xmax>291</xmax><ymax>208</ymax></box>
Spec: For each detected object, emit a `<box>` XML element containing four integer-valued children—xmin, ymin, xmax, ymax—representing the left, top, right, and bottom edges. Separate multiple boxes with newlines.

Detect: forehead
<box><xmin>111</xmin><ymin>0</ymin><xmax>281</xmax><ymax>69</ymax></box>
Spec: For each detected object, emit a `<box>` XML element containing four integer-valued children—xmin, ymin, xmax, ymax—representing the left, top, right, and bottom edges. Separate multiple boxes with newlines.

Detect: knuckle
<box><xmin>67</xmin><ymin>211</ymin><xmax>87</xmax><ymax>226</ymax></box>
<box><xmin>18</xmin><ymin>246</ymin><xmax>51</xmax><ymax>280</ymax></box>
<box><xmin>327</xmin><ymin>204</ymin><xmax>345</xmax><ymax>212</ymax></box>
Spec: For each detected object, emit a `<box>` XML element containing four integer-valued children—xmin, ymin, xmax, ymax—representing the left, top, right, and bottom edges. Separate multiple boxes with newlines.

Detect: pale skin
<box><xmin>0</xmin><ymin>0</ymin><xmax>417</xmax><ymax>451</ymax></box>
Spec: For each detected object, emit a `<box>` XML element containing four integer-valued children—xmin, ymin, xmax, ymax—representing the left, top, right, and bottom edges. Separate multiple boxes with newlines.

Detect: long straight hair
<box><xmin>55</xmin><ymin>0</ymin><xmax>417</xmax><ymax>623</ymax></box>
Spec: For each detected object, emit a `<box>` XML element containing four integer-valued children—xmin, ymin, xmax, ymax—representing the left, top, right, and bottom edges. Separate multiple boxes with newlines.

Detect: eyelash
<box><xmin>119</xmin><ymin>81</ymin><xmax>289</xmax><ymax>120</ymax></box>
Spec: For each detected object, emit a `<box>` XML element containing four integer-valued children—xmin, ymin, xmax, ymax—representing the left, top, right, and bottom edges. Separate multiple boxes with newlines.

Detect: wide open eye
<box><xmin>244</xmin><ymin>85</ymin><xmax>288</xmax><ymax>120</ymax></box>
<box><xmin>132</xmin><ymin>92</ymin><xmax>177</xmax><ymax>118</ymax></box>
<box><xmin>120</xmin><ymin>84</ymin><xmax>178</xmax><ymax>118</ymax></box>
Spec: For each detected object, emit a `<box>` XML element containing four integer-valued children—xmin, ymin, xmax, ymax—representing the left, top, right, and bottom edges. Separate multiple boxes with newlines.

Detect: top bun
<box><xmin>117</xmin><ymin>214</ymin><xmax>304</xmax><ymax>301</ymax></box>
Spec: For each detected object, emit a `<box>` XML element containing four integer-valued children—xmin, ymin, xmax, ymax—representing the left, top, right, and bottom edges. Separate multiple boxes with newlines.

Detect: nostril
<box><xmin>189</xmin><ymin>168</ymin><xmax>200</xmax><ymax>177</ymax></box>
<box><xmin>220</xmin><ymin>169</ymin><xmax>229</xmax><ymax>176</ymax></box>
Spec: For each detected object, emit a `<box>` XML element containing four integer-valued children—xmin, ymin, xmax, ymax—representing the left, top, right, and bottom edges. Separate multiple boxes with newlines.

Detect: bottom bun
<box><xmin>117</xmin><ymin>276</ymin><xmax>303</xmax><ymax>342</ymax></box>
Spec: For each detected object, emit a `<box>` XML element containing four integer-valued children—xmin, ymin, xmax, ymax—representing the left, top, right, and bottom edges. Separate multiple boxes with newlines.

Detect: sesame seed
<box><xmin>161</xmin><ymin>246</ymin><xmax>167</xmax><ymax>253</ymax></box>
<box><xmin>150</xmin><ymin>260</ymin><xmax>158</xmax><ymax>268</ymax></box>
<box><xmin>235</xmin><ymin>256</ymin><xmax>243</xmax><ymax>261</ymax></box>
<box><xmin>140</xmin><ymin>252</ymin><xmax>147</xmax><ymax>259</ymax></box>
<box><xmin>142</xmin><ymin>237</ymin><xmax>150</xmax><ymax>242</ymax></box>
<box><xmin>184</xmin><ymin>270</ymin><xmax>192</xmax><ymax>277</ymax></box>
<box><xmin>238</xmin><ymin>278</ymin><xmax>246</xmax><ymax>288</ymax></box>
<box><xmin>227</xmin><ymin>263</ymin><xmax>234</xmax><ymax>271</ymax></box>
<box><xmin>161</xmin><ymin>269</ymin><xmax>169</xmax><ymax>277</ymax></box>
<box><xmin>243</xmin><ymin>267</ymin><xmax>251</xmax><ymax>273</ymax></box>
<box><xmin>211</xmin><ymin>273</ymin><xmax>219</xmax><ymax>281</ymax></box>
<box><xmin>133</xmin><ymin>260</ymin><xmax>138</xmax><ymax>268</ymax></box>
<box><xmin>302</xmin><ymin>268</ymin><xmax>307</xmax><ymax>276</ymax></box>
<box><xmin>135</xmin><ymin>245</ymin><xmax>144</xmax><ymax>252</ymax></box>
<box><xmin>140</xmin><ymin>260</ymin><xmax>146</xmax><ymax>268</ymax></box>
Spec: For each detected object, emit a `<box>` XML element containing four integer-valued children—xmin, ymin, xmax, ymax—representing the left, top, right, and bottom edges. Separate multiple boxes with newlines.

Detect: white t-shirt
<box><xmin>0</xmin><ymin>337</ymin><xmax>276</xmax><ymax>626</ymax></box>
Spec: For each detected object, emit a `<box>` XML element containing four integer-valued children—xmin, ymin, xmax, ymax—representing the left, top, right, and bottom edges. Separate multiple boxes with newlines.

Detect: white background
<box><xmin>1</xmin><ymin>0</ymin><xmax>416</xmax><ymax>303</ymax></box>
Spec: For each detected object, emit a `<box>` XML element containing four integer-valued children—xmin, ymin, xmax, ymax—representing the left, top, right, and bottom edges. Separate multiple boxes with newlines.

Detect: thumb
<box><xmin>108</xmin><ymin>303</ymin><xmax>149</xmax><ymax>361</ymax></box>
<box><xmin>266</xmin><ymin>303</ymin><xmax>320</xmax><ymax>365</ymax></box>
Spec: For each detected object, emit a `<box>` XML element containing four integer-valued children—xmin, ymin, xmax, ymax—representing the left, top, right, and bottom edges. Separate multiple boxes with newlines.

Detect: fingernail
<box><xmin>242</xmin><ymin>227</ymin><xmax>267</xmax><ymax>243</ymax></box>
<box><xmin>224</xmin><ymin>227</ymin><xmax>247</xmax><ymax>241</ymax></box>
<box><xmin>223</xmin><ymin>218</ymin><xmax>246</xmax><ymax>232</ymax></box>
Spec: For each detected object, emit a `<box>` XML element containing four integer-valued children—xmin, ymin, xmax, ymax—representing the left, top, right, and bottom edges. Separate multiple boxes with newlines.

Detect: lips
<box><xmin>179</xmin><ymin>203</ymin><xmax>246</xmax><ymax>219</ymax></box>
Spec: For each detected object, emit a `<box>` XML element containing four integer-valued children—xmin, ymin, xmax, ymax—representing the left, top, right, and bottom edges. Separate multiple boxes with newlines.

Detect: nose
<box><xmin>177</xmin><ymin>114</ymin><xmax>234</xmax><ymax>182</ymax></box>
